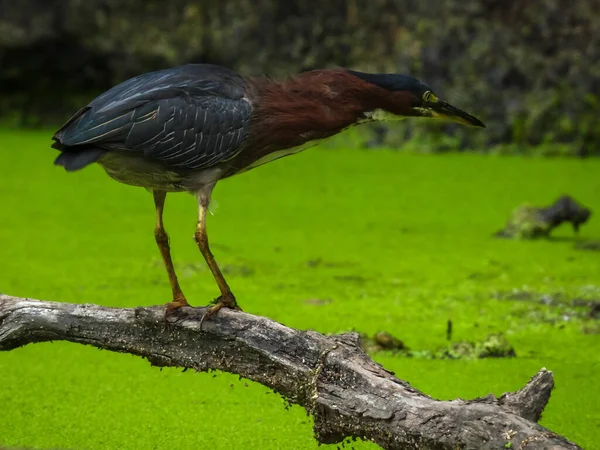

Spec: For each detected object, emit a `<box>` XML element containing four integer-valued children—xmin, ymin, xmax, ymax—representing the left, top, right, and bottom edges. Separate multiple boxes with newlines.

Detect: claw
<box><xmin>199</xmin><ymin>292</ymin><xmax>241</xmax><ymax>330</ymax></box>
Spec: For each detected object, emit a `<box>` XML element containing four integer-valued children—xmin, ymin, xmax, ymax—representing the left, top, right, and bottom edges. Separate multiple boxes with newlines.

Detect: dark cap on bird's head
<box><xmin>345</xmin><ymin>70</ymin><xmax>485</xmax><ymax>128</ymax></box>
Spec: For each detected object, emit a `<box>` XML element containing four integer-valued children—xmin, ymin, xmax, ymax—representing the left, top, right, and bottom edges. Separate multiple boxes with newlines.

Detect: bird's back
<box><xmin>52</xmin><ymin>64</ymin><xmax>253</xmax><ymax>173</ymax></box>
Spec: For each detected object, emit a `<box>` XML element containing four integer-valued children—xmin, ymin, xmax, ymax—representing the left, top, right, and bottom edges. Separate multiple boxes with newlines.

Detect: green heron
<box><xmin>52</xmin><ymin>64</ymin><xmax>484</xmax><ymax>320</ymax></box>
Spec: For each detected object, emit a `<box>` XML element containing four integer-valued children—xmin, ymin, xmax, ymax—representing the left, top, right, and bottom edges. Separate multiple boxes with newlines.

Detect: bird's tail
<box><xmin>53</xmin><ymin>145</ymin><xmax>106</xmax><ymax>171</ymax></box>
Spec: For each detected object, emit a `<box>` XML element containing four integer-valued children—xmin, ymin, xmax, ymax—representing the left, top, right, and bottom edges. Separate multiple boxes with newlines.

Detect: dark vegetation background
<box><xmin>1</xmin><ymin>0</ymin><xmax>598</xmax><ymax>155</ymax></box>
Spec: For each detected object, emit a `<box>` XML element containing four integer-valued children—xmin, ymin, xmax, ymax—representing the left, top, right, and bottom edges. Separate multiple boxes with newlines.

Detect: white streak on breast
<box><xmin>240</xmin><ymin>140</ymin><xmax>323</xmax><ymax>173</ymax></box>
<box><xmin>359</xmin><ymin>109</ymin><xmax>407</xmax><ymax>123</ymax></box>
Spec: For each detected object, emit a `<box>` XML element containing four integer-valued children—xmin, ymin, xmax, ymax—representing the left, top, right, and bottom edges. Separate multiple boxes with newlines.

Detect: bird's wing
<box><xmin>53</xmin><ymin>65</ymin><xmax>252</xmax><ymax>170</ymax></box>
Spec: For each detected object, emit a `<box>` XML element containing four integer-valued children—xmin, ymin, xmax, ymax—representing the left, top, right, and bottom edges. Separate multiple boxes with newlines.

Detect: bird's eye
<box><xmin>422</xmin><ymin>91</ymin><xmax>438</xmax><ymax>103</ymax></box>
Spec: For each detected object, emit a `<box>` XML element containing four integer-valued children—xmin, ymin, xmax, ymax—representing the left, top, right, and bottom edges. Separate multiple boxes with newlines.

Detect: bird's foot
<box><xmin>199</xmin><ymin>292</ymin><xmax>241</xmax><ymax>330</ymax></box>
<box><xmin>165</xmin><ymin>295</ymin><xmax>191</xmax><ymax>318</ymax></box>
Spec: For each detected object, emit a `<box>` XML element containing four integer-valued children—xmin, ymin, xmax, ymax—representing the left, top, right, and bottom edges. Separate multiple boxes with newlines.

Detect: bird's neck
<box><xmin>245</xmin><ymin>70</ymin><xmax>387</xmax><ymax>152</ymax></box>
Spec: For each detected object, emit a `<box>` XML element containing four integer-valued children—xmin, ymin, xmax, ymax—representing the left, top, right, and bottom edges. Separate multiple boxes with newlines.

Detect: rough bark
<box><xmin>0</xmin><ymin>295</ymin><xmax>582</xmax><ymax>450</ymax></box>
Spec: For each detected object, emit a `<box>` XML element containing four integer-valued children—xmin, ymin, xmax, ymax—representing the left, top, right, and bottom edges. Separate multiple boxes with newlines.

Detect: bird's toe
<box><xmin>199</xmin><ymin>293</ymin><xmax>242</xmax><ymax>329</ymax></box>
<box><xmin>165</xmin><ymin>297</ymin><xmax>191</xmax><ymax>318</ymax></box>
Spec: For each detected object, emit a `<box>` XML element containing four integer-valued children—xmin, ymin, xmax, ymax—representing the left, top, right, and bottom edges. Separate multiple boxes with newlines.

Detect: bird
<box><xmin>51</xmin><ymin>63</ymin><xmax>485</xmax><ymax>321</ymax></box>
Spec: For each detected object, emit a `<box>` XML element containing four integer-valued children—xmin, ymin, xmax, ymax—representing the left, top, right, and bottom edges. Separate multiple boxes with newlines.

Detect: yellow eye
<box><xmin>423</xmin><ymin>91</ymin><xmax>438</xmax><ymax>103</ymax></box>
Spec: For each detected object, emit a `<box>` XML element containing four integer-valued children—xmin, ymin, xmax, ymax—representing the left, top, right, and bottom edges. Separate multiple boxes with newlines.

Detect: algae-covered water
<box><xmin>0</xmin><ymin>129</ymin><xmax>598</xmax><ymax>448</ymax></box>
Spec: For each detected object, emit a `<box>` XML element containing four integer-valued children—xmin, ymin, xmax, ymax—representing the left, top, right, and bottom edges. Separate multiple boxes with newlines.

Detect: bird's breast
<box><xmin>98</xmin><ymin>152</ymin><xmax>222</xmax><ymax>192</ymax></box>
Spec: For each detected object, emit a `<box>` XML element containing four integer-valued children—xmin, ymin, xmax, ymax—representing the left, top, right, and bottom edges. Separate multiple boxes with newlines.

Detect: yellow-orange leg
<box><xmin>195</xmin><ymin>191</ymin><xmax>241</xmax><ymax>326</ymax></box>
<box><xmin>153</xmin><ymin>190</ymin><xmax>189</xmax><ymax>314</ymax></box>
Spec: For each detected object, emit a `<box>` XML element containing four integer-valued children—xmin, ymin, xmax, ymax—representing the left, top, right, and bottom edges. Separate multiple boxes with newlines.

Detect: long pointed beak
<box><xmin>417</xmin><ymin>101</ymin><xmax>485</xmax><ymax>128</ymax></box>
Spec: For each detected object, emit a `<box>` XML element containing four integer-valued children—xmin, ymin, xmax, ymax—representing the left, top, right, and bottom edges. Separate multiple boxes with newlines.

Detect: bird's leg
<box><xmin>195</xmin><ymin>190</ymin><xmax>241</xmax><ymax>324</ymax></box>
<box><xmin>153</xmin><ymin>190</ymin><xmax>189</xmax><ymax>314</ymax></box>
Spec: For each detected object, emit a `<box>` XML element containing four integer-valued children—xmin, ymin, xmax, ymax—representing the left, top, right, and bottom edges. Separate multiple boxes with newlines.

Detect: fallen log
<box><xmin>0</xmin><ymin>295</ymin><xmax>581</xmax><ymax>450</ymax></box>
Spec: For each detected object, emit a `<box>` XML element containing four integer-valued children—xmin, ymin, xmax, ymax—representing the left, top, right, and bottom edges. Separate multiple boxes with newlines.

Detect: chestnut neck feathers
<box><xmin>226</xmin><ymin>70</ymin><xmax>415</xmax><ymax>172</ymax></box>
<box><xmin>252</xmin><ymin>70</ymin><xmax>416</xmax><ymax>143</ymax></box>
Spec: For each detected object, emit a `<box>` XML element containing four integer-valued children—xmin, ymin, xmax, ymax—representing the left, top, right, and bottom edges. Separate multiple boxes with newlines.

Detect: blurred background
<box><xmin>0</xmin><ymin>2</ymin><xmax>599</xmax><ymax>450</ymax></box>
<box><xmin>1</xmin><ymin>0</ymin><xmax>599</xmax><ymax>155</ymax></box>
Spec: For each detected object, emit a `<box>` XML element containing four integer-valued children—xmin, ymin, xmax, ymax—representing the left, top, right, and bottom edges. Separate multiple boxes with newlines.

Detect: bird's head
<box><xmin>346</xmin><ymin>70</ymin><xmax>485</xmax><ymax>128</ymax></box>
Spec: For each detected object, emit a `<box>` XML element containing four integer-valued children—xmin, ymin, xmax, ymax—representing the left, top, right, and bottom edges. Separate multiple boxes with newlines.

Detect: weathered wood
<box><xmin>0</xmin><ymin>295</ymin><xmax>581</xmax><ymax>450</ymax></box>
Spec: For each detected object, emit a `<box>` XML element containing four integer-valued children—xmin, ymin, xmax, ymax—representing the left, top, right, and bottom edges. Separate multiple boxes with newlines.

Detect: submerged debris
<box><xmin>434</xmin><ymin>333</ymin><xmax>517</xmax><ymax>360</ymax></box>
<box><xmin>303</xmin><ymin>298</ymin><xmax>332</xmax><ymax>306</ymax></box>
<box><xmin>359</xmin><ymin>331</ymin><xmax>408</xmax><ymax>354</ymax></box>
<box><xmin>407</xmin><ymin>333</ymin><xmax>517</xmax><ymax>360</ymax></box>
<box><xmin>495</xmin><ymin>195</ymin><xmax>591</xmax><ymax>239</ymax></box>
<box><xmin>590</xmin><ymin>303</ymin><xmax>600</xmax><ymax>319</ymax></box>
<box><xmin>574</xmin><ymin>240</ymin><xmax>600</xmax><ymax>252</ymax></box>
<box><xmin>358</xmin><ymin>331</ymin><xmax>516</xmax><ymax>360</ymax></box>
<box><xmin>494</xmin><ymin>289</ymin><xmax>600</xmax><ymax>321</ymax></box>
<box><xmin>221</xmin><ymin>264</ymin><xmax>255</xmax><ymax>277</ymax></box>
<box><xmin>373</xmin><ymin>331</ymin><xmax>405</xmax><ymax>350</ymax></box>
<box><xmin>572</xmin><ymin>298</ymin><xmax>600</xmax><ymax>320</ymax></box>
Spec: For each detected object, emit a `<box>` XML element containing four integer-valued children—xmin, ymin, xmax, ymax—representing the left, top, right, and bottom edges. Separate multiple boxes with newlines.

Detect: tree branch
<box><xmin>0</xmin><ymin>295</ymin><xmax>581</xmax><ymax>450</ymax></box>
